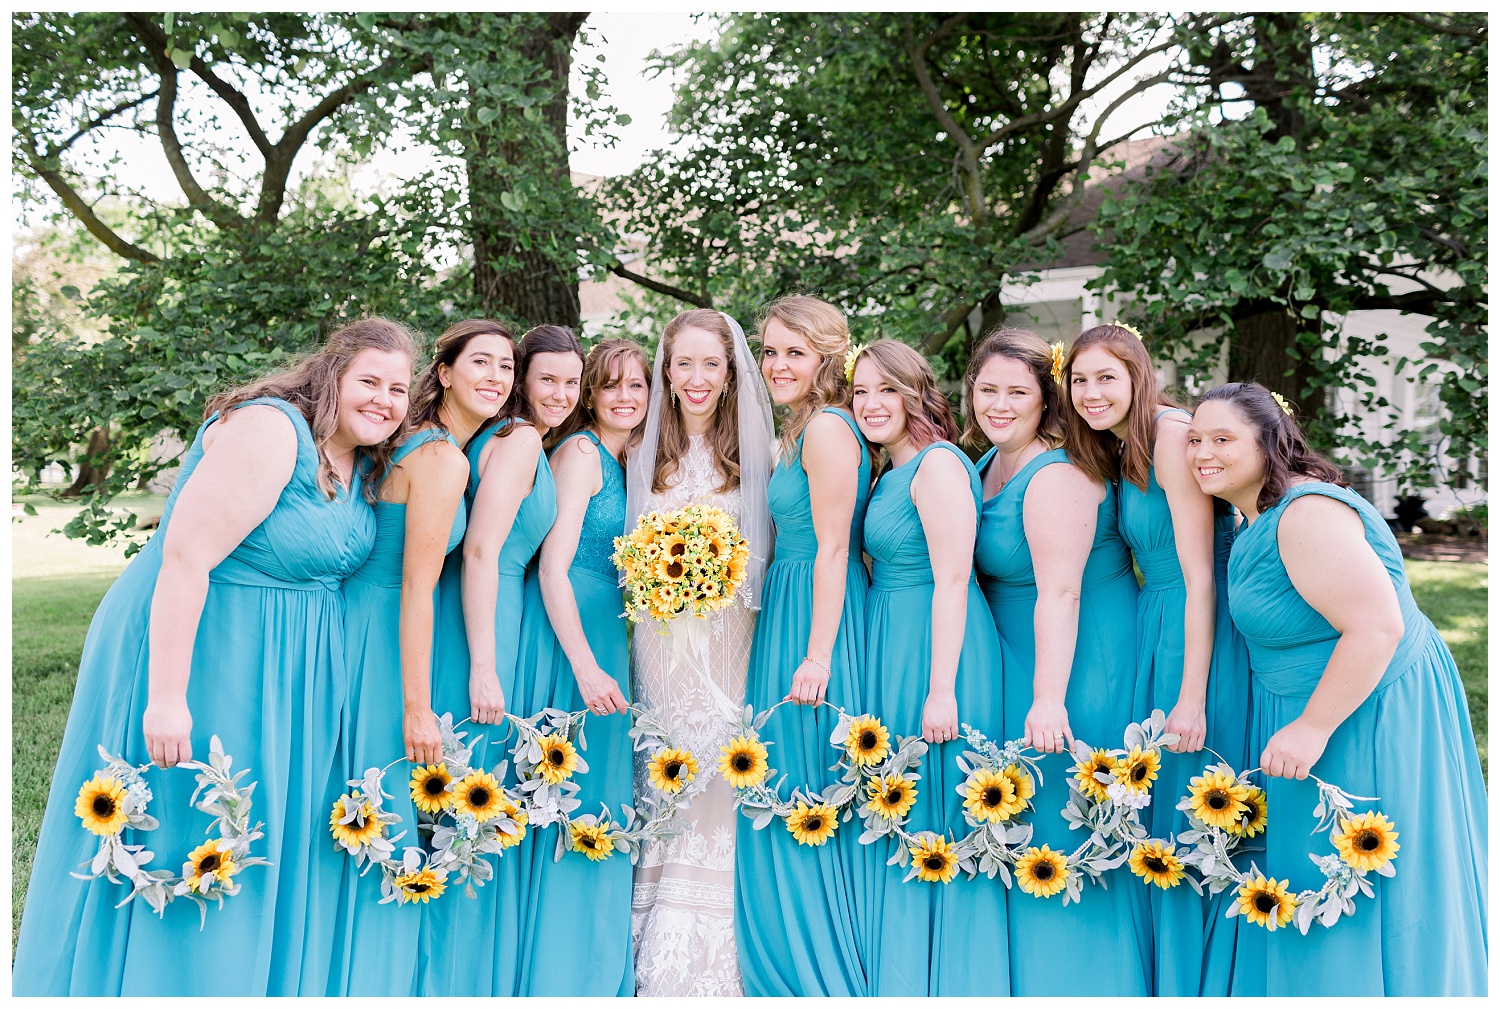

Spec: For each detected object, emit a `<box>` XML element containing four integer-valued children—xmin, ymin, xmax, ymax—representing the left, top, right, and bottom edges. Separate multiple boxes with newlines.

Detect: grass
<box><xmin>1406</xmin><ymin>560</ymin><xmax>1488</xmax><ymax>769</ymax></box>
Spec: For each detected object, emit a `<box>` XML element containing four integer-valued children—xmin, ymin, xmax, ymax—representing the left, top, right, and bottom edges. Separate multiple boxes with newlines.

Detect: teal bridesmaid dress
<box><xmin>1226</xmin><ymin>482</ymin><xmax>1486</xmax><ymax>996</ymax></box>
<box><xmin>736</xmin><ymin>407</ymin><xmax>871</xmax><ymax>996</ymax></box>
<box><xmin>416</xmin><ymin>418</ymin><xmax>557</xmax><ymax>997</ymax></box>
<box><xmin>973</xmin><ymin>447</ymin><xmax>1151</xmax><ymax>996</ymax></box>
<box><xmin>330</xmin><ymin>428</ymin><xmax>465</xmax><ymax>995</ymax></box>
<box><xmin>859</xmin><ymin>441</ymin><xmax>1010</xmax><ymax>996</ymax></box>
<box><xmin>13</xmin><ymin>398</ymin><xmax>374</xmax><ymax>996</ymax></box>
<box><xmin>512</xmin><ymin>431</ymin><xmax>634</xmax><ymax>996</ymax></box>
<box><xmin>1118</xmin><ymin>414</ymin><xmax>1252</xmax><ymax>996</ymax></box>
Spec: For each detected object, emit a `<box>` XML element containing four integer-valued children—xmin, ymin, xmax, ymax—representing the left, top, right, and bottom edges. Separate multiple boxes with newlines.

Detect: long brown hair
<box><xmin>1062</xmin><ymin>324</ymin><xmax>1181</xmax><ymax>490</ymax></box>
<box><xmin>853</xmin><ymin>340</ymin><xmax>959</xmax><ymax>457</ymax></box>
<box><xmin>481</xmin><ymin>324</ymin><xmax>585</xmax><ymax>445</ymax></box>
<box><xmin>758</xmin><ymin>294</ymin><xmax>851</xmax><ymax>460</ymax></box>
<box><xmin>552</xmin><ymin>338</ymin><xmax>651</xmax><ymax>464</ymax></box>
<box><xmin>961</xmin><ymin>326</ymin><xmax>1065</xmax><ymax>450</ymax></box>
<box><xmin>408</xmin><ymin>318</ymin><xmax>515</xmax><ymax>431</ymax></box>
<box><xmin>1197</xmin><ymin>382</ymin><xmax>1346</xmax><ymax>512</ymax></box>
<box><xmin>653</xmin><ymin>309</ymin><xmax>741</xmax><ymax>493</ymax></box>
<box><xmin>207</xmin><ymin>316</ymin><xmax>418</xmax><ymax>502</ymax></box>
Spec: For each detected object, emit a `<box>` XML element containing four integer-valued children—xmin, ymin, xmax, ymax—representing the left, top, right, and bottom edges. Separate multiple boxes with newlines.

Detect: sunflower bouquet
<box><xmin>613</xmin><ymin>504</ymin><xmax>751</xmax><ymax>624</ymax></box>
<box><xmin>74</xmin><ymin>736</ymin><xmax>270</xmax><ymax>926</ymax></box>
<box><xmin>725</xmin><ymin>701</ymin><xmax>878</xmax><ymax>848</ymax></box>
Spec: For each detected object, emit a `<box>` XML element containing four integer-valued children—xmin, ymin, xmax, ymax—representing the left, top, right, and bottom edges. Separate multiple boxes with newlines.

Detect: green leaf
<box><xmin>476</xmin><ymin>107</ymin><xmax>500</xmax><ymax>126</ymax></box>
<box><xmin>170</xmin><ymin>48</ymin><xmax>193</xmax><ymax>70</ymax></box>
<box><xmin>1263</xmin><ymin>248</ymin><xmax>1294</xmax><ymax>271</ymax></box>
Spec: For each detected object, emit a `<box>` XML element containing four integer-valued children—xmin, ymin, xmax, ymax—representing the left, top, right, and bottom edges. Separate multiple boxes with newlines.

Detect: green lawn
<box><xmin>10</xmin><ymin>560</ymin><xmax>1488</xmax><ymax>944</ymax></box>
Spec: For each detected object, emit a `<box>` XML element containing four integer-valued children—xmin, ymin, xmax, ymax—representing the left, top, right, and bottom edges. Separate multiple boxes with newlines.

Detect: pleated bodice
<box><xmin>464</xmin><ymin>418</ymin><xmax>557</xmax><ymax>576</ymax></box>
<box><xmin>866</xmin><ymin>441</ymin><xmax>980</xmax><ymax>590</ymax></box>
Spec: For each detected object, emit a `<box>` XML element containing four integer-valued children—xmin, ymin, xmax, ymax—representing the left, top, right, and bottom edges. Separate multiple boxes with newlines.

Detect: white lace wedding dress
<box><xmin>630</xmin><ymin>435</ymin><xmax>755</xmax><ymax>997</ymax></box>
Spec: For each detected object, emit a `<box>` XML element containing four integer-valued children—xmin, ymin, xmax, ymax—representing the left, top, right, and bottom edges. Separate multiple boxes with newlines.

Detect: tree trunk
<box><xmin>61</xmin><ymin>426</ymin><xmax>110</xmax><ymax>497</ymax></box>
<box><xmin>467</xmin><ymin>13</ymin><xmax>586</xmax><ymax>329</ymax></box>
<box><xmin>1227</xmin><ymin>308</ymin><xmax>1324</xmax><ymax>417</ymax></box>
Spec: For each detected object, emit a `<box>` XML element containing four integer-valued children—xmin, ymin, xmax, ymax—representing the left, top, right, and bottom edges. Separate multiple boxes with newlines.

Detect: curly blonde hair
<box><xmin>759</xmin><ymin>294</ymin><xmax>852</xmax><ymax>461</ymax></box>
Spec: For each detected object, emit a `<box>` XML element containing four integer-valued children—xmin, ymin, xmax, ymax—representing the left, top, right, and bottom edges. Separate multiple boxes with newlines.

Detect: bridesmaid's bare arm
<box><xmin>911</xmin><ymin>448</ymin><xmax>976</xmax><ymax>744</ymax></box>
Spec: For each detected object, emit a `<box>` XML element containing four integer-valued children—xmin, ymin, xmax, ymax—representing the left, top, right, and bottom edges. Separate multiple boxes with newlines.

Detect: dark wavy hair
<box><xmin>961</xmin><ymin>326</ymin><xmax>1065</xmax><ymax>450</ymax></box>
<box><xmin>482</xmin><ymin>324</ymin><xmax>585</xmax><ymax>445</ymax></box>
<box><xmin>1062</xmin><ymin>324</ymin><xmax>1182</xmax><ymax>491</ymax></box>
<box><xmin>1197</xmin><ymin>382</ymin><xmax>1346</xmax><ymax>512</ymax></box>
<box><xmin>207</xmin><ymin>316</ymin><xmax>418</xmax><ymax>502</ymax></box>
<box><xmin>408</xmin><ymin>318</ymin><xmax>516</xmax><ymax>432</ymax></box>
<box><xmin>551</xmin><ymin>337</ymin><xmax>651</xmax><ymax>464</ymax></box>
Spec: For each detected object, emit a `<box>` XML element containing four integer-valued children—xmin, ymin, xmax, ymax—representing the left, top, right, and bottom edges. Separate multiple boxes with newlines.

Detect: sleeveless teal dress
<box><xmin>13</xmin><ymin>397</ymin><xmax>374</xmax><ymax>996</ymax></box>
<box><xmin>1226</xmin><ymin>483</ymin><xmax>1486</xmax><ymax>996</ymax></box>
<box><xmin>736</xmin><ymin>407</ymin><xmax>871</xmax><ymax>996</ymax></box>
<box><xmin>330</xmin><ymin>428</ymin><xmax>465</xmax><ymax>995</ymax></box>
<box><xmin>859</xmin><ymin>441</ymin><xmax>1010</xmax><ymax>996</ymax></box>
<box><xmin>973</xmin><ymin>447</ymin><xmax>1150</xmax><ymax>995</ymax></box>
<box><xmin>1117</xmin><ymin>414</ymin><xmax>1252</xmax><ymax>996</ymax></box>
<box><xmin>511</xmin><ymin>431</ymin><xmax>634</xmax><ymax>996</ymax></box>
<box><xmin>416</xmin><ymin>418</ymin><xmax>557</xmax><ymax>997</ymax></box>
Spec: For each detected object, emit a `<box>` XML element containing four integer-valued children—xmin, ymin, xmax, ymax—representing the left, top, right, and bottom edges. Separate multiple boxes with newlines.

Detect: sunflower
<box><xmin>1187</xmin><ymin>769</ymin><xmax>1250</xmax><ymax>830</ymax></box>
<box><xmin>1117</xmin><ymin>746</ymin><xmax>1161</xmax><ymax>793</ymax></box>
<box><xmin>1128</xmin><ymin>840</ymin><xmax>1186</xmax><ymax>889</ymax></box>
<box><xmin>182</xmin><ymin>839</ymin><xmax>239</xmax><ymax>893</ymax></box>
<box><xmin>908</xmin><ymin>835</ymin><xmax>959</xmax><ymax>884</ymax></box>
<box><xmin>453</xmin><ymin>771</ymin><xmax>507</xmax><ymax>822</ymax></box>
<box><xmin>1072</xmin><ymin>749</ymin><xmax>1118</xmax><ymax>804</ymax></box>
<box><xmin>864</xmin><ymin>774</ymin><xmax>918</xmax><ymax>820</ymax></box>
<box><xmin>570</xmin><ymin>821</ymin><xmax>617</xmax><ymax>861</ymax></box>
<box><xmin>409</xmin><ymin>764</ymin><xmax>454</xmax><ymax>815</ymax></box>
<box><xmin>662</xmin><ymin>532</ymin><xmax>688</xmax><ymax>558</ymax></box>
<box><xmin>1331</xmin><ymin>811</ymin><xmax>1400</xmax><ymax>873</ymax></box>
<box><xmin>329</xmin><ymin>794</ymin><xmax>385</xmax><ymax>847</ymax></box>
<box><xmin>1015</xmin><ymin>845</ymin><xmax>1070</xmax><ymax>898</ymax></box>
<box><xmin>704</xmin><ymin>531</ymin><xmax>728</xmax><ymax>560</ymax></box>
<box><xmin>1002</xmin><ymin>764</ymin><xmax>1035</xmax><ymax>806</ymax></box>
<box><xmin>1229</xmin><ymin>786</ymin><xmax>1268</xmax><ymax>838</ymax></box>
<box><xmin>496</xmin><ymin>805</ymin><xmax>529</xmax><ymax>849</ymax></box>
<box><xmin>647</xmin><ymin>747</ymin><xmax>699</xmax><ymax>794</ymax></box>
<box><xmin>786</xmin><ymin>802</ymin><xmax>839</xmax><ymax>846</ymax></box>
<box><xmin>843</xmin><ymin>715</ymin><xmax>891</xmax><ymax>767</ymax></box>
<box><xmin>536</xmin><ymin>735</ymin><xmax>579</xmax><ymax>785</ymax></box>
<box><xmin>719</xmin><ymin>736</ymin><xmax>769</xmax><ymax>789</ymax></box>
<box><xmin>393</xmin><ymin>867</ymin><xmax>447</xmax><ymax>903</ymax></box>
<box><xmin>962</xmin><ymin>768</ymin><xmax>1018</xmax><ymax>824</ymax></box>
<box><xmin>75</xmin><ymin>774</ymin><xmax>130</xmax><ymax>836</ymax></box>
<box><xmin>655</xmin><ymin>554</ymin><xmax>688</xmax><ymax>583</ymax></box>
<box><xmin>1236</xmin><ymin>875</ymin><xmax>1297</xmax><ymax>930</ymax></box>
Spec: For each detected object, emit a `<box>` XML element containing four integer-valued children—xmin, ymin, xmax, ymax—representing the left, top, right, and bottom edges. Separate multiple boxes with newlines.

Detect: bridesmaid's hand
<box><xmin>143</xmin><ymin>697</ymin><xmax>193</xmax><ymax>767</ymax></box>
<box><xmin>575</xmin><ymin>665</ymin><xmax>627</xmax><ymax>716</ymax></box>
<box><xmin>1024</xmin><ymin>699</ymin><xmax>1073</xmax><ymax>755</ymax></box>
<box><xmin>786</xmin><ymin>658</ymin><xmax>830</xmax><ymax>707</ymax></box>
<box><xmin>1164</xmin><ymin>699</ymin><xmax>1207</xmax><ymax>753</ymax></box>
<box><xmin>1259</xmin><ymin>719</ymin><xmax>1328</xmax><ymax>780</ymax></box>
<box><xmin>921</xmin><ymin>690</ymin><xmax>959</xmax><ymax>744</ymax></box>
<box><xmin>404</xmin><ymin>705</ymin><xmax>443</xmax><ymax>766</ymax></box>
<box><xmin>470</xmin><ymin>670</ymin><xmax>507</xmax><ymax>725</ymax></box>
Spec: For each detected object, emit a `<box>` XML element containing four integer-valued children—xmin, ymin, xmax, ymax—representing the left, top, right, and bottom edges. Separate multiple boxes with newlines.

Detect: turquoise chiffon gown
<box><xmin>330</xmin><ymin>428</ymin><xmax>465</xmax><ymax>995</ymax></box>
<box><xmin>1226</xmin><ymin>482</ymin><xmax>1487</xmax><ymax>996</ymax></box>
<box><xmin>973</xmin><ymin>447</ymin><xmax>1151</xmax><ymax>996</ymax></box>
<box><xmin>13</xmin><ymin>397</ymin><xmax>374</xmax><ymax>996</ymax></box>
<box><xmin>1118</xmin><ymin>417</ymin><xmax>1252</xmax><ymax>996</ymax></box>
<box><xmin>859</xmin><ymin>441</ymin><xmax>1010</xmax><ymax>996</ymax></box>
<box><xmin>512</xmin><ymin>431</ymin><xmax>634</xmax><ymax>996</ymax></box>
<box><xmin>735</xmin><ymin>407</ymin><xmax>871</xmax><ymax>996</ymax></box>
<box><xmin>416</xmin><ymin>418</ymin><xmax>557</xmax><ymax>997</ymax></box>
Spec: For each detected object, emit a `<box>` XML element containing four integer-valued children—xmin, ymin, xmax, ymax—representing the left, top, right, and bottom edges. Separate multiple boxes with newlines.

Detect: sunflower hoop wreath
<box><xmin>73</xmin><ymin>736</ymin><xmax>271</xmax><ymax>926</ymax></box>
<box><xmin>723</xmin><ymin>700</ymin><xmax>891</xmax><ymax>848</ymax></box>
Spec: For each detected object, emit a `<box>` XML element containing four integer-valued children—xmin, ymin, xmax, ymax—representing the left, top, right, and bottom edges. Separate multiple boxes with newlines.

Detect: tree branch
<box><xmin>609</xmin><ymin>262</ymin><xmax>713</xmax><ymax>308</ymax></box>
<box><xmin>904</xmin><ymin>13</ymin><xmax>988</xmax><ymax>224</ymax></box>
<box><xmin>46</xmin><ymin>90</ymin><xmax>160</xmax><ymax>158</ymax></box>
<box><xmin>256</xmin><ymin>74</ymin><xmax>383</xmax><ymax>223</ymax></box>
<box><xmin>22</xmin><ymin>151</ymin><xmax>160</xmax><ymax>263</ymax></box>
<box><xmin>147</xmin><ymin>56</ymin><xmax>243</xmax><ymax>228</ymax></box>
<box><xmin>1395</xmin><ymin>12</ymin><xmax>1486</xmax><ymax>39</ymax></box>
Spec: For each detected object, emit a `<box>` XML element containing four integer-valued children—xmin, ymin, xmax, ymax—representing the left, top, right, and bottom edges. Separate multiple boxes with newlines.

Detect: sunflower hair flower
<box><xmin>1235</xmin><ymin>874</ymin><xmax>1297</xmax><ymax>930</ymax></box>
<box><xmin>536</xmin><ymin>734</ymin><xmax>579</xmax><ymax>784</ymax></box>
<box><xmin>1331</xmin><ymin>811</ymin><xmax>1399</xmax><ymax>873</ymax></box>
<box><xmin>719</xmin><ymin>736</ymin><xmax>769</xmax><ymax>789</ymax></box>
<box><xmin>786</xmin><ymin>802</ymin><xmax>839</xmax><ymax>846</ymax></box>
<box><xmin>1128</xmin><ymin>839</ymin><xmax>1186</xmax><ymax>889</ymax></box>
<box><xmin>1114</xmin><ymin>320</ymin><xmax>1145</xmax><ymax>341</ymax></box>
<box><xmin>1049</xmin><ymin>341</ymin><xmax>1067</xmax><ymax>385</ymax></box>
<box><xmin>843</xmin><ymin>343</ymin><xmax>867</xmax><ymax>384</ymax></box>
<box><xmin>647</xmin><ymin>747</ymin><xmax>699</xmax><ymax>794</ymax></box>
<box><xmin>76</xmin><ymin>774</ymin><xmax>130</xmax><ymax>836</ymax></box>
<box><xmin>843</xmin><ymin>715</ymin><xmax>891</xmax><ymax>767</ymax></box>
<box><xmin>864</xmin><ymin>774</ymin><xmax>918</xmax><ymax>820</ymax></box>
<box><xmin>1270</xmin><ymin>390</ymin><xmax>1294</xmax><ymax>416</ymax></box>
<box><xmin>410</xmin><ymin>764</ymin><xmax>454</xmax><ymax>815</ymax></box>
<box><xmin>909</xmin><ymin>835</ymin><xmax>959</xmax><ymax>884</ymax></box>
<box><xmin>1014</xmin><ymin>845</ymin><xmax>1070</xmax><ymax>898</ymax></box>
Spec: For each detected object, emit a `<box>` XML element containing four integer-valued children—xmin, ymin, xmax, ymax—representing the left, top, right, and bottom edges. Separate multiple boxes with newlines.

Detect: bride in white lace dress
<box><xmin>625</xmin><ymin>310</ymin><xmax>775</xmax><ymax>997</ymax></box>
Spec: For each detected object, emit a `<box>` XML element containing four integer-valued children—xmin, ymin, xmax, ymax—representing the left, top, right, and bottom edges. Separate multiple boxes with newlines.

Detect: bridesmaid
<box><xmin>331</xmin><ymin>320</ymin><xmax>514</xmax><ymax>995</ymax></box>
<box><xmin>418</xmin><ymin>324</ymin><xmax>583</xmax><ymax>997</ymax></box>
<box><xmin>13</xmin><ymin>319</ymin><xmax>416</xmax><ymax>995</ymax></box>
<box><xmin>737</xmin><ymin>296</ymin><xmax>870</xmax><ymax>996</ymax></box>
<box><xmin>1190</xmin><ymin>383</ymin><xmax>1486</xmax><ymax>996</ymax></box>
<box><xmin>1065</xmin><ymin>323</ymin><xmax>1251</xmax><ymax>995</ymax></box>
<box><xmin>967</xmin><ymin>327</ymin><xmax>1150</xmax><ymax>995</ymax></box>
<box><xmin>513</xmin><ymin>338</ymin><xmax>649</xmax><ymax>996</ymax></box>
<box><xmin>851</xmin><ymin>339</ymin><xmax>1009</xmax><ymax>996</ymax></box>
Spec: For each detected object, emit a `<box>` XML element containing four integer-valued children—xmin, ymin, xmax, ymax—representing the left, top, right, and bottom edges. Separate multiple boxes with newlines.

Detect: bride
<box><xmin>626</xmin><ymin>309</ymin><xmax>774</xmax><ymax>996</ymax></box>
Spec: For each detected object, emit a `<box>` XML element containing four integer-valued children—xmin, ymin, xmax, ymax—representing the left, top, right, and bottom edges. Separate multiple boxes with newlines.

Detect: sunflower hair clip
<box><xmin>1113</xmin><ymin>321</ymin><xmax>1146</xmax><ymax>341</ymax></box>
<box><xmin>1048</xmin><ymin>341</ymin><xmax>1067</xmax><ymax>386</ymax></box>
<box><xmin>74</xmin><ymin>736</ymin><xmax>271</xmax><ymax>926</ymax></box>
<box><xmin>1270</xmin><ymin>391</ymin><xmax>1294</xmax><ymax>416</ymax></box>
<box><xmin>843</xmin><ymin>343</ymin><xmax>867</xmax><ymax>385</ymax></box>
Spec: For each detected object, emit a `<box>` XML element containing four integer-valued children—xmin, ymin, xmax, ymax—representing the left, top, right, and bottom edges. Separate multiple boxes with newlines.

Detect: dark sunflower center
<box><xmin>1356</xmin><ymin>830</ymin><xmax>1380</xmax><ymax>852</ymax></box>
<box><xmin>1032</xmin><ymin>860</ymin><xmax>1055</xmax><ymax>882</ymax></box>
<box><xmin>665</xmin><ymin>761</ymin><xmax>682</xmax><ymax>778</ymax></box>
<box><xmin>923</xmin><ymin>854</ymin><xmax>946</xmax><ymax>871</ymax></box>
<box><xmin>547</xmin><ymin>749</ymin><xmax>565</xmax><ymax>767</ymax></box>
<box><xmin>858</xmin><ymin>730</ymin><xmax>878</xmax><ymax>750</ymax></box>
<box><xmin>1131</xmin><ymin>762</ymin><xmax>1148</xmax><ymax>782</ymax></box>
<box><xmin>707</xmin><ymin>541</ymin><xmax>721</xmax><ymax>557</ymax></box>
<box><xmin>982</xmin><ymin>785</ymin><xmax>1004</xmax><ymax>807</ymax></box>
<box><xmin>424</xmin><ymin>776</ymin><xmax>448</xmax><ymax>796</ymax></box>
<box><xmin>1206</xmin><ymin>789</ymin><xmax>1230</xmax><ymax>810</ymax></box>
<box><xmin>1145</xmin><ymin>856</ymin><xmax>1168</xmax><ymax>873</ymax></box>
<box><xmin>804</xmin><ymin>816</ymin><xmax>824</xmax><ymax>831</ymax></box>
<box><xmin>92</xmin><ymin>795</ymin><xmax>116</xmax><ymax>817</ymax></box>
<box><xmin>670</xmin><ymin>542</ymin><xmax>686</xmax><ymax>557</ymax></box>
<box><xmin>469</xmin><ymin>787</ymin><xmax>491</xmax><ymax>806</ymax></box>
<box><xmin>884</xmin><ymin>788</ymin><xmax>902</xmax><ymax>804</ymax></box>
<box><xmin>1254</xmin><ymin>893</ymin><xmax>1277</xmax><ymax>914</ymax></box>
<box><xmin>732</xmin><ymin>754</ymin><xmax>752</xmax><ymax>772</ymax></box>
<box><xmin>198</xmin><ymin>854</ymin><xmax>221</xmax><ymax>873</ymax></box>
<box><xmin>581</xmin><ymin>835</ymin><xmax>597</xmax><ymax>849</ymax></box>
<box><xmin>408</xmin><ymin>882</ymin><xmax>431</xmax><ymax>893</ymax></box>
<box><xmin>666</xmin><ymin>561</ymin><xmax>684</xmax><ymax>578</ymax></box>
